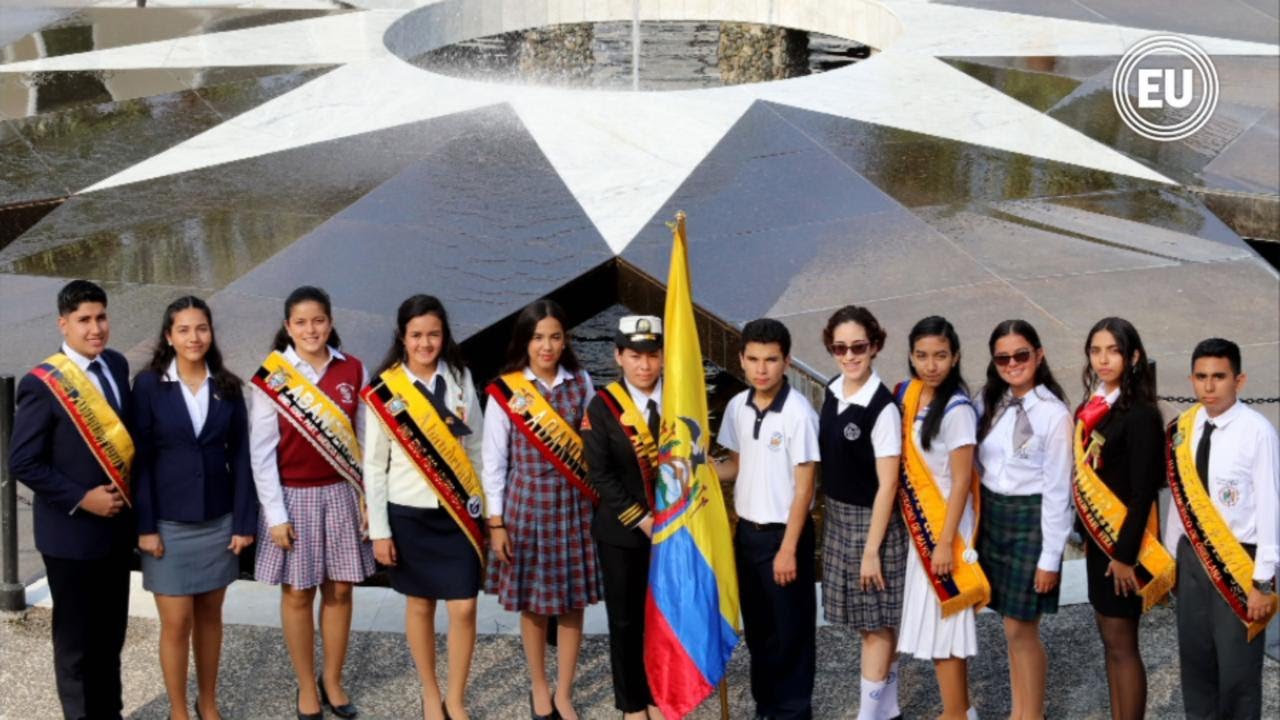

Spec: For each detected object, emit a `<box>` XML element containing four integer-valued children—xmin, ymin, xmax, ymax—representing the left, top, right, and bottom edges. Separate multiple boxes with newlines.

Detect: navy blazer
<box><xmin>131</xmin><ymin>370</ymin><xmax>257</xmax><ymax>537</ymax></box>
<box><xmin>9</xmin><ymin>348</ymin><xmax>135</xmax><ymax>560</ymax></box>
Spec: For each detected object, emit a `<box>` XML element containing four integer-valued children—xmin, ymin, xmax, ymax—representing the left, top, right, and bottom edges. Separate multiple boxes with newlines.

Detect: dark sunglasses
<box><xmin>829</xmin><ymin>341</ymin><xmax>872</xmax><ymax>357</ymax></box>
<box><xmin>992</xmin><ymin>349</ymin><xmax>1035</xmax><ymax>367</ymax></box>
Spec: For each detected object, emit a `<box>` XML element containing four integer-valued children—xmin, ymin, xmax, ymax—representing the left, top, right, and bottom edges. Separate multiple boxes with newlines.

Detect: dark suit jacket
<box><xmin>9</xmin><ymin>348</ymin><xmax>135</xmax><ymax>560</ymax></box>
<box><xmin>1094</xmin><ymin>401</ymin><xmax>1166</xmax><ymax>565</ymax></box>
<box><xmin>584</xmin><ymin>390</ymin><xmax>654</xmax><ymax>549</ymax></box>
<box><xmin>131</xmin><ymin>370</ymin><xmax>257</xmax><ymax>537</ymax></box>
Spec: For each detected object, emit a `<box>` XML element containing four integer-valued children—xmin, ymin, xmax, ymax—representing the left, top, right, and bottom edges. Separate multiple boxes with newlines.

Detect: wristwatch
<box><xmin>1253</xmin><ymin>578</ymin><xmax>1276</xmax><ymax>593</ymax></box>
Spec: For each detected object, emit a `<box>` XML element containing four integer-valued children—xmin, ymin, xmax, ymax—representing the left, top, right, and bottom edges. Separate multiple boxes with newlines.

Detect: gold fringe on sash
<box><xmin>1073</xmin><ymin>419</ymin><xmax>1174</xmax><ymax>612</ymax></box>
<box><xmin>1168</xmin><ymin>405</ymin><xmax>1276</xmax><ymax>640</ymax></box>
<box><xmin>896</xmin><ymin>379</ymin><xmax>990</xmax><ymax>618</ymax></box>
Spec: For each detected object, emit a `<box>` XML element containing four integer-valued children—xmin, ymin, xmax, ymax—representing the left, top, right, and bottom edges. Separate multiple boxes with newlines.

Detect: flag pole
<box><xmin>719</xmin><ymin>678</ymin><xmax>729</xmax><ymax>720</ymax></box>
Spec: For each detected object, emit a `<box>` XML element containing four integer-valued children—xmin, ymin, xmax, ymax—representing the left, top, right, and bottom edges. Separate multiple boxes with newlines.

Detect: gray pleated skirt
<box><xmin>141</xmin><ymin>513</ymin><xmax>238</xmax><ymax>596</ymax></box>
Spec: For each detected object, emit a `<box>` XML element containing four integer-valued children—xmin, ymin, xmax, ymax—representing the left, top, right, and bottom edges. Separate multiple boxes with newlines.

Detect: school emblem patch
<box><xmin>843</xmin><ymin>422</ymin><xmax>861</xmax><ymax>441</ymax></box>
<box><xmin>510</xmin><ymin>390</ymin><xmax>532</xmax><ymax>414</ymax></box>
<box><xmin>266</xmin><ymin>370</ymin><xmax>288</xmax><ymax>391</ymax></box>
<box><xmin>387</xmin><ymin>395</ymin><xmax>407</xmax><ymax>415</ymax></box>
<box><xmin>466</xmin><ymin>495</ymin><xmax>482</xmax><ymax>518</ymax></box>
<box><xmin>768</xmin><ymin>431</ymin><xmax>784</xmax><ymax>451</ymax></box>
<box><xmin>336</xmin><ymin>382</ymin><xmax>356</xmax><ymax>405</ymax></box>
<box><xmin>1218</xmin><ymin>480</ymin><xmax>1240</xmax><ymax>507</ymax></box>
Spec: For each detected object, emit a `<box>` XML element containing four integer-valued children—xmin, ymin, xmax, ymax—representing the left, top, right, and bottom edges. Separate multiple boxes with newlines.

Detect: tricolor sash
<box><xmin>31</xmin><ymin>354</ymin><xmax>134</xmax><ymax>506</ymax></box>
<box><xmin>896</xmin><ymin>380</ymin><xmax>990</xmax><ymax>617</ymax></box>
<box><xmin>486</xmin><ymin>371</ymin><xmax>597</xmax><ymax>503</ymax></box>
<box><xmin>1167</xmin><ymin>405</ymin><xmax>1276</xmax><ymax>639</ymax></box>
<box><xmin>361</xmin><ymin>365</ymin><xmax>486</xmax><ymax>560</ymax></box>
<box><xmin>251</xmin><ymin>351</ymin><xmax>363</xmax><ymax>494</ymax></box>
<box><xmin>1072</xmin><ymin>408</ymin><xmax>1174</xmax><ymax>612</ymax></box>
<box><xmin>597</xmin><ymin>382</ymin><xmax>659</xmax><ymax>522</ymax></box>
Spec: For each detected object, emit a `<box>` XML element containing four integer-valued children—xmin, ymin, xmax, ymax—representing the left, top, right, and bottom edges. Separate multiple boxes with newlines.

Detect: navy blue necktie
<box><xmin>646</xmin><ymin>398</ymin><xmax>661</xmax><ymax>440</ymax></box>
<box><xmin>87</xmin><ymin>359</ymin><xmax>121</xmax><ymax>414</ymax></box>
<box><xmin>1196</xmin><ymin>421</ymin><xmax>1215</xmax><ymax>490</ymax></box>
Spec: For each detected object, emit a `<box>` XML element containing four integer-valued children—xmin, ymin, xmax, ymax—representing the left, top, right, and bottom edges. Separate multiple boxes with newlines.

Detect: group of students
<box><xmin>8</xmin><ymin>278</ymin><xmax>1278</xmax><ymax>720</ymax></box>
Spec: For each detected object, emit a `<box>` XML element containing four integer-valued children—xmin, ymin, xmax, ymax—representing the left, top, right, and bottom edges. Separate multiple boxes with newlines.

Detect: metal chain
<box><xmin>1158</xmin><ymin>395</ymin><xmax>1280</xmax><ymax>405</ymax></box>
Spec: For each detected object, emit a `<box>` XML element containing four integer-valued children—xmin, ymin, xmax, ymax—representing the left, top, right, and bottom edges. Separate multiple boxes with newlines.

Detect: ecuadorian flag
<box><xmin>644</xmin><ymin>212</ymin><xmax>740</xmax><ymax>719</ymax></box>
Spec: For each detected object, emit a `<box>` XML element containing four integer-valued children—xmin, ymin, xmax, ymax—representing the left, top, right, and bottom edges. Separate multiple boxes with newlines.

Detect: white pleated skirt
<box><xmin>896</xmin><ymin>543</ymin><xmax>978</xmax><ymax>660</ymax></box>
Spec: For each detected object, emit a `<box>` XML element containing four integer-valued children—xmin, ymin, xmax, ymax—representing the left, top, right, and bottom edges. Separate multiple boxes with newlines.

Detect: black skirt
<box><xmin>1084</xmin><ymin>535</ymin><xmax>1143</xmax><ymax>619</ymax></box>
<box><xmin>387</xmin><ymin>503</ymin><xmax>482</xmax><ymax>600</ymax></box>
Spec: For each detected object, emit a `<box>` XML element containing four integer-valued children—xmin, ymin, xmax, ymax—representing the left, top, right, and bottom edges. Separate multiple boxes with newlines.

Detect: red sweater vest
<box><xmin>277</xmin><ymin>354</ymin><xmax>364</xmax><ymax>488</ymax></box>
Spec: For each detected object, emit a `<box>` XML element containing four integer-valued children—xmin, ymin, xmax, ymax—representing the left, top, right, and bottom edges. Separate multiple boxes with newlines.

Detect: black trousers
<box><xmin>42</xmin><ymin>552</ymin><xmax>132</xmax><ymax>720</ymax></box>
<box><xmin>734</xmin><ymin>519</ymin><xmax>816</xmax><ymax>720</ymax></box>
<box><xmin>597</xmin><ymin>540</ymin><xmax>654</xmax><ymax>712</ymax></box>
<box><xmin>1176</xmin><ymin>537</ymin><xmax>1265</xmax><ymax>720</ymax></box>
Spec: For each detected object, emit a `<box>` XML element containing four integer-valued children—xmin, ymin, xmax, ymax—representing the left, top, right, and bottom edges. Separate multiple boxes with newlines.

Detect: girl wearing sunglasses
<box><xmin>975</xmin><ymin>320</ymin><xmax>1072</xmax><ymax>720</ymax></box>
<box><xmin>816</xmin><ymin>306</ymin><xmax>906</xmax><ymax>720</ymax></box>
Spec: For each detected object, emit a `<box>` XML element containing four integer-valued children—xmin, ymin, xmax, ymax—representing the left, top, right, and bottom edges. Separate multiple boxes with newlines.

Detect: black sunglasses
<box><xmin>992</xmin><ymin>349</ymin><xmax>1034</xmax><ymax>367</ymax></box>
<box><xmin>829</xmin><ymin>341</ymin><xmax>872</xmax><ymax>357</ymax></box>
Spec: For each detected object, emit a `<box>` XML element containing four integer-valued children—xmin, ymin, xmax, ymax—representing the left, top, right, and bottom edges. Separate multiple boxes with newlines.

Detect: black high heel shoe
<box><xmin>318</xmin><ymin>676</ymin><xmax>359</xmax><ymax>719</ymax></box>
<box><xmin>296</xmin><ymin>687</ymin><xmax>322</xmax><ymax>720</ymax></box>
<box><xmin>529</xmin><ymin>691</ymin><xmax>558</xmax><ymax>720</ymax></box>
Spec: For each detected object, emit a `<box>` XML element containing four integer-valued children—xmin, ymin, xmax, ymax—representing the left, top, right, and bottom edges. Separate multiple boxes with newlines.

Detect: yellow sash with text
<box><xmin>597</xmin><ymin>382</ymin><xmax>658</xmax><ymax>526</ymax></box>
<box><xmin>32</xmin><ymin>354</ymin><xmax>134</xmax><ymax>505</ymax></box>
<box><xmin>362</xmin><ymin>365</ymin><xmax>485</xmax><ymax>560</ymax></box>
<box><xmin>1168</xmin><ymin>405</ymin><xmax>1276</xmax><ymax>639</ymax></box>
<box><xmin>251</xmin><ymin>351</ymin><xmax>363</xmax><ymax>493</ymax></box>
<box><xmin>486</xmin><ymin>371</ymin><xmax>597</xmax><ymax>503</ymax></box>
<box><xmin>896</xmin><ymin>379</ymin><xmax>990</xmax><ymax>617</ymax></box>
<box><xmin>1073</xmin><ymin>418</ymin><xmax>1174</xmax><ymax>612</ymax></box>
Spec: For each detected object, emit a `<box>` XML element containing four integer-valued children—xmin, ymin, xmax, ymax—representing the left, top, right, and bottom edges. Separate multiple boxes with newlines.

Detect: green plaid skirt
<box><xmin>977</xmin><ymin>487</ymin><xmax>1060</xmax><ymax>620</ymax></box>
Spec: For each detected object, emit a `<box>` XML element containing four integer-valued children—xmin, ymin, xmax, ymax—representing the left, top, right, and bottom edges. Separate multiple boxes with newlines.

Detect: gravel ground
<box><xmin>2</xmin><ymin>602</ymin><xmax>1276</xmax><ymax>719</ymax></box>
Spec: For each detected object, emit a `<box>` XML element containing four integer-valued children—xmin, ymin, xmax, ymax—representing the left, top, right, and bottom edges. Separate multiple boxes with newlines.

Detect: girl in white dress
<box><xmin>896</xmin><ymin>316</ymin><xmax>980</xmax><ymax>720</ymax></box>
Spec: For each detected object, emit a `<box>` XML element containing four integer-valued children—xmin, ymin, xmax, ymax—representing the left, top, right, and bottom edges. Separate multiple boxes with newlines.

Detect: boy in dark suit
<box><xmin>583</xmin><ymin>315</ymin><xmax>664</xmax><ymax>719</ymax></box>
<box><xmin>9</xmin><ymin>279</ymin><xmax>134</xmax><ymax>720</ymax></box>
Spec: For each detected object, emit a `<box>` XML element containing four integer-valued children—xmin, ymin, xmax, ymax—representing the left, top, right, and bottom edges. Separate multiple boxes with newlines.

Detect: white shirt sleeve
<box><xmin>1037</xmin><ymin>409</ymin><xmax>1075</xmax><ymax>572</ymax></box>
<box><xmin>355</xmin><ymin>363</ymin><xmax>370</xmax><ymax>448</ymax></box>
<box><xmin>481</xmin><ymin>395</ymin><xmax>510</xmax><ymax>517</ymax></box>
<box><xmin>248</xmin><ymin>386</ymin><xmax>289</xmax><ymax>527</ymax></box>
<box><xmin>789</xmin><ymin>401</ymin><xmax>821</xmax><ymax>465</ymax></box>
<box><xmin>941</xmin><ymin>401</ymin><xmax>978</xmax><ymax>449</ymax></box>
<box><xmin>717</xmin><ymin>396</ymin><xmax>740</xmax><ymax>453</ymax></box>
<box><xmin>580</xmin><ymin>371</ymin><xmax>595</xmax><ymax>413</ymax></box>
<box><xmin>870</xmin><ymin>402</ymin><xmax>902</xmax><ymax>458</ymax></box>
<box><xmin>461</xmin><ymin>370</ymin><xmax>486</xmax><ymax>490</ymax></box>
<box><xmin>362</xmin><ymin>408</ymin><xmax>393</xmax><ymax>540</ymax></box>
<box><xmin>1251</xmin><ymin>420</ymin><xmax>1280</xmax><ymax>582</ymax></box>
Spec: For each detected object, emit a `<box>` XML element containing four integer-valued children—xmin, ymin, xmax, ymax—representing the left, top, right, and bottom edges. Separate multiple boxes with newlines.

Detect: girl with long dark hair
<box><xmin>132</xmin><ymin>296</ymin><xmax>256</xmax><ymax>720</ymax></box>
<box><xmin>363</xmin><ymin>295</ymin><xmax>485</xmax><ymax>720</ymax></box>
<box><xmin>816</xmin><ymin>306</ymin><xmax>907</xmax><ymax>720</ymax></box>
<box><xmin>480</xmin><ymin>299</ymin><xmax>599</xmax><ymax>720</ymax></box>
<box><xmin>895</xmin><ymin>316</ymin><xmax>983</xmax><ymax>720</ymax></box>
<box><xmin>249</xmin><ymin>286</ymin><xmax>374</xmax><ymax>720</ymax></box>
<box><xmin>1074</xmin><ymin>317</ymin><xmax>1167</xmax><ymax>720</ymax></box>
<box><xmin>975</xmin><ymin>320</ymin><xmax>1072</xmax><ymax>720</ymax></box>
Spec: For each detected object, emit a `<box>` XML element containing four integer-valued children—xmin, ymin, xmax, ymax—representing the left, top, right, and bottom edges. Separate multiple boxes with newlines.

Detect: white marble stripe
<box><xmin>760</xmin><ymin>52</ymin><xmax>1175</xmax><ymax>185</ymax></box>
<box><xmin>0</xmin><ymin>10</ymin><xmax>403</xmax><ymax>72</ymax></box>
<box><xmin>81</xmin><ymin>57</ymin><xmax>506</xmax><ymax>193</ymax></box>
<box><xmin>890</xmin><ymin>1</ymin><xmax>1280</xmax><ymax>57</ymax></box>
<box><xmin>512</xmin><ymin>88</ymin><xmax>757</xmax><ymax>254</ymax></box>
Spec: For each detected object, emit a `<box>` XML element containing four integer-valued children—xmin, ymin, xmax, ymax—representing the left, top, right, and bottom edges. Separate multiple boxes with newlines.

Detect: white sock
<box><xmin>966</xmin><ymin>707</ymin><xmax>979</xmax><ymax>720</ymax></box>
<box><xmin>878</xmin><ymin>660</ymin><xmax>902</xmax><ymax>720</ymax></box>
<box><xmin>857</xmin><ymin>676</ymin><xmax>887</xmax><ymax>720</ymax></box>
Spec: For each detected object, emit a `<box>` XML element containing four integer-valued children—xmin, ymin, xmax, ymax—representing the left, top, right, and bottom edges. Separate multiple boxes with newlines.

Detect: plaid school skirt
<box><xmin>977</xmin><ymin>487</ymin><xmax>1060</xmax><ymax>621</ymax></box>
<box><xmin>255</xmin><ymin>481</ymin><xmax>375</xmax><ymax>590</ymax></box>
<box><xmin>484</xmin><ymin>469</ymin><xmax>603</xmax><ymax>616</ymax></box>
<box><xmin>821</xmin><ymin>497</ymin><xmax>908</xmax><ymax>630</ymax></box>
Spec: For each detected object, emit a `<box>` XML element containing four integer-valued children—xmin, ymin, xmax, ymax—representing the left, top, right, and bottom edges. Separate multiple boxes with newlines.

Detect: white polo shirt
<box><xmin>717</xmin><ymin>380</ymin><xmax>821</xmax><ymax>525</ymax></box>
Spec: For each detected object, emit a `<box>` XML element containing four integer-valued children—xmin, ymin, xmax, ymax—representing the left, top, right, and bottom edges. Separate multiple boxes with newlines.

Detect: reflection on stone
<box><xmin>717</xmin><ymin>24</ymin><xmax>808</xmax><ymax>86</ymax></box>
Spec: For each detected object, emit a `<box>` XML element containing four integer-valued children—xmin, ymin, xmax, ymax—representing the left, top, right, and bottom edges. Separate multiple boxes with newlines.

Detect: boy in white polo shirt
<box><xmin>716</xmin><ymin>318</ymin><xmax>821</xmax><ymax>720</ymax></box>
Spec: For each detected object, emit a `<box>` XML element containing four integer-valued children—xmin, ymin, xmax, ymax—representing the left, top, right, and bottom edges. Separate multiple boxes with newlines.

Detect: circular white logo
<box><xmin>1112</xmin><ymin>35</ymin><xmax>1219</xmax><ymax>142</ymax></box>
<box><xmin>843</xmin><ymin>422</ymin><xmax>861</xmax><ymax>442</ymax></box>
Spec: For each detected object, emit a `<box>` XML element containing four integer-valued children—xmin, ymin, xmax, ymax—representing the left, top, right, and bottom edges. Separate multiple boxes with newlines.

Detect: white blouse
<box><xmin>163</xmin><ymin>359</ymin><xmax>211</xmax><ymax>437</ymax></box>
<box><xmin>363</xmin><ymin>362</ymin><xmax>485</xmax><ymax>540</ymax></box>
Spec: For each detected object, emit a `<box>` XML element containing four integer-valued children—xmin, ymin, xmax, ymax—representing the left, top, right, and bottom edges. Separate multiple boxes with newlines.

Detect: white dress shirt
<box><xmin>163</xmin><ymin>359</ymin><xmax>211</xmax><ymax>437</ymax></box>
<box><xmin>249</xmin><ymin>346</ymin><xmax>368</xmax><ymax>528</ymax></box>
<box><xmin>977</xmin><ymin>385</ymin><xmax>1074</xmax><ymax>572</ymax></box>
<box><xmin>480</xmin><ymin>366</ymin><xmax>594</xmax><ymax>516</ymax></box>
<box><xmin>363</xmin><ymin>361</ymin><xmax>486</xmax><ymax>540</ymax></box>
<box><xmin>1162</xmin><ymin>401</ymin><xmax>1280</xmax><ymax>582</ymax></box>
<box><xmin>827</xmin><ymin>371</ymin><xmax>902</xmax><ymax>458</ymax></box>
<box><xmin>61</xmin><ymin>342</ymin><xmax>122</xmax><ymax>410</ymax></box>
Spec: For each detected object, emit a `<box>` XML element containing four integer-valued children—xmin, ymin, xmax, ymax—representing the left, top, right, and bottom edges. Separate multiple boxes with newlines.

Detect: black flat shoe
<box><xmin>296</xmin><ymin>688</ymin><xmax>322</xmax><ymax>720</ymax></box>
<box><xmin>529</xmin><ymin>691</ymin><xmax>556</xmax><ymax>720</ymax></box>
<box><xmin>317</xmin><ymin>676</ymin><xmax>359</xmax><ymax>719</ymax></box>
